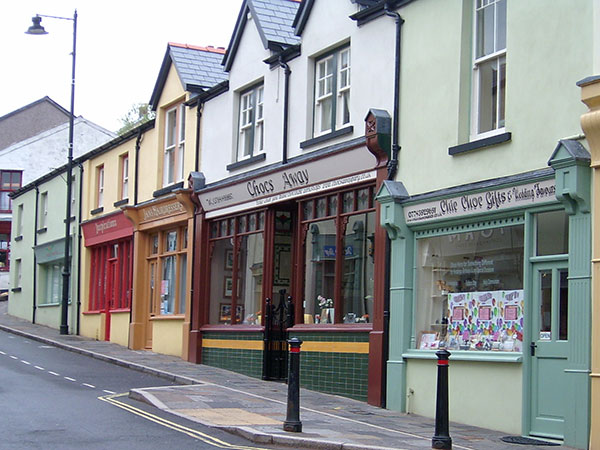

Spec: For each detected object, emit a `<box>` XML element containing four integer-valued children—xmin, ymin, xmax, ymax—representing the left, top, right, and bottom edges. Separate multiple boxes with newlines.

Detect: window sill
<box><xmin>226</xmin><ymin>153</ymin><xmax>266</xmax><ymax>172</ymax></box>
<box><xmin>113</xmin><ymin>198</ymin><xmax>128</xmax><ymax>207</ymax></box>
<box><xmin>150</xmin><ymin>314</ymin><xmax>185</xmax><ymax>321</ymax></box>
<box><xmin>300</xmin><ymin>126</ymin><xmax>354</xmax><ymax>149</ymax></box>
<box><xmin>448</xmin><ymin>131</ymin><xmax>511</xmax><ymax>155</ymax></box>
<box><xmin>90</xmin><ymin>207</ymin><xmax>104</xmax><ymax>215</ymax></box>
<box><xmin>11</xmin><ymin>287</ymin><xmax>21</xmax><ymax>293</ymax></box>
<box><xmin>200</xmin><ymin>324</ymin><xmax>264</xmax><ymax>332</ymax></box>
<box><xmin>153</xmin><ymin>181</ymin><xmax>184</xmax><ymax>198</ymax></box>
<box><xmin>15</xmin><ymin>235</ymin><xmax>23</xmax><ymax>242</ymax></box>
<box><xmin>63</xmin><ymin>215</ymin><xmax>76</xmax><ymax>223</ymax></box>
<box><xmin>110</xmin><ymin>307</ymin><xmax>131</xmax><ymax>313</ymax></box>
<box><xmin>402</xmin><ymin>349</ymin><xmax>522</xmax><ymax>363</ymax></box>
<box><xmin>36</xmin><ymin>227</ymin><xmax>47</xmax><ymax>234</ymax></box>
<box><xmin>290</xmin><ymin>323</ymin><xmax>373</xmax><ymax>332</ymax></box>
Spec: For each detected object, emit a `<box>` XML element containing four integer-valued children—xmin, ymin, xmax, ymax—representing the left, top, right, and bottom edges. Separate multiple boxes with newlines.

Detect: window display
<box><xmin>415</xmin><ymin>224</ymin><xmax>524</xmax><ymax>351</ymax></box>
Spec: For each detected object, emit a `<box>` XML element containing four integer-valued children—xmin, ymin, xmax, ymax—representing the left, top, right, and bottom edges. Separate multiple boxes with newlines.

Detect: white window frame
<box><xmin>16</xmin><ymin>204</ymin><xmax>23</xmax><ymax>237</ymax></box>
<box><xmin>313</xmin><ymin>46</ymin><xmax>351</xmax><ymax>137</ymax></box>
<box><xmin>121</xmin><ymin>154</ymin><xmax>129</xmax><ymax>200</ymax></box>
<box><xmin>40</xmin><ymin>192</ymin><xmax>48</xmax><ymax>229</ymax></box>
<box><xmin>14</xmin><ymin>258</ymin><xmax>21</xmax><ymax>288</ymax></box>
<box><xmin>97</xmin><ymin>165</ymin><xmax>104</xmax><ymax>208</ymax></box>
<box><xmin>237</xmin><ymin>84</ymin><xmax>265</xmax><ymax>161</ymax></box>
<box><xmin>471</xmin><ymin>0</ymin><xmax>506</xmax><ymax>140</ymax></box>
<box><xmin>163</xmin><ymin>104</ymin><xmax>185</xmax><ymax>186</ymax></box>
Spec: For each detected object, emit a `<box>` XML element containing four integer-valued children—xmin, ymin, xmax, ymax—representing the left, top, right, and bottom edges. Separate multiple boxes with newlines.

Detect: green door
<box><xmin>529</xmin><ymin>263</ymin><xmax>569</xmax><ymax>440</ymax></box>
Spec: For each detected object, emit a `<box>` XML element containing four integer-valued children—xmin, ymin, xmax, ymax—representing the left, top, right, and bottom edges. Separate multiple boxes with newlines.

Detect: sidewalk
<box><xmin>0</xmin><ymin>303</ymin><xmax>572</xmax><ymax>450</ymax></box>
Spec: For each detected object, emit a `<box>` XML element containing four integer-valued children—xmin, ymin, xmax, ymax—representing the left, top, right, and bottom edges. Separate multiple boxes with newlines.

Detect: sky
<box><xmin>0</xmin><ymin>1</ymin><xmax>242</xmax><ymax>133</ymax></box>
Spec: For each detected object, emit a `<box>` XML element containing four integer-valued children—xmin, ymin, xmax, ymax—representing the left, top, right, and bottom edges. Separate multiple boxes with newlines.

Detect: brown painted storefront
<box><xmin>189</xmin><ymin>115</ymin><xmax>390</xmax><ymax>404</ymax></box>
<box><xmin>123</xmin><ymin>191</ymin><xmax>194</xmax><ymax>358</ymax></box>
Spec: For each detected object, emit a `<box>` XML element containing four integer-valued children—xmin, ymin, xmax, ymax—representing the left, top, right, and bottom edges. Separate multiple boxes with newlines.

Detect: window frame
<box><xmin>120</xmin><ymin>154</ymin><xmax>129</xmax><ymax>200</ymax></box>
<box><xmin>163</xmin><ymin>103</ymin><xmax>186</xmax><ymax>187</ymax></box>
<box><xmin>96</xmin><ymin>165</ymin><xmax>104</xmax><ymax>208</ymax></box>
<box><xmin>0</xmin><ymin>233</ymin><xmax>9</xmax><ymax>272</ymax></box>
<box><xmin>313</xmin><ymin>45</ymin><xmax>351</xmax><ymax>138</ymax></box>
<box><xmin>16</xmin><ymin>204</ymin><xmax>24</xmax><ymax>238</ymax></box>
<box><xmin>471</xmin><ymin>0</ymin><xmax>506</xmax><ymax>140</ymax></box>
<box><xmin>39</xmin><ymin>192</ymin><xmax>48</xmax><ymax>229</ymax></box>
<box><xmin>237</xmin><ymin>83</ymin><xmax>265</xmax><ymax>161</ymax></box>
<box><xmin>14</xmin><ymin>258</ymin><xmax>22</xmax><ymax>288</ymax></box>
<box><xmin>0</xmin><ymin>170</ymin><xmax>22</xmax><ymax>213</ymax></box>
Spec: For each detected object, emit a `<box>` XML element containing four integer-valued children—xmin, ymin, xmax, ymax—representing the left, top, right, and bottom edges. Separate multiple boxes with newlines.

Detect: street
<box><xmin>0</xmin><ymin>329</ymin><xmax>285</xmax><ymax>450</ymax></box>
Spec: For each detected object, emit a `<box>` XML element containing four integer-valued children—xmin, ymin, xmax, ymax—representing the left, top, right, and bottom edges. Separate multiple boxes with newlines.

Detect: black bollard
<box><xmin>283</xmin><ymin>337</ymin><xmax>303</xmax><ymax>432</ymax></box>
<box><xmin>432</xmin><ymin>349</ymin><xmax>452</xmax><ymax>449</ymax></box>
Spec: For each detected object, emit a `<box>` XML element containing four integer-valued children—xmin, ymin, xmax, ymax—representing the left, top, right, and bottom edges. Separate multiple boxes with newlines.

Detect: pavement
<box><xmin>0</xmin><ymin>301</ymin><xmax>575</xmax><ymax>450</ymax></box>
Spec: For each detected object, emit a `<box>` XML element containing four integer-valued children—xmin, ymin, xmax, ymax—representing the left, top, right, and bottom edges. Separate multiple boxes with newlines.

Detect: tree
<box><xmin>117</xmin><ymin>103</ymin><xmax>155</xmax><ymax>135</ymax></box>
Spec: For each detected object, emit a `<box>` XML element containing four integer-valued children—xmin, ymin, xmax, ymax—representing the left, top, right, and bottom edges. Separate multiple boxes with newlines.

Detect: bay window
<box><xmin>472</xmin><ymin>0</ymin><xmax>506</xmax><ymax>137</ymax></box>
<box><xmin>302</xmin><ymin>186</ymin><xmax>375</xmax><ymax>324</ymax></box>
<box><xmin>0</xmin><ymin>170</ymin><xmax>22</xmax><ymax>212</ymax></box>
<box><xmin>314</xmin><ymin>46</ymin><xmax>351</xmax><ymax>137</ymax></box>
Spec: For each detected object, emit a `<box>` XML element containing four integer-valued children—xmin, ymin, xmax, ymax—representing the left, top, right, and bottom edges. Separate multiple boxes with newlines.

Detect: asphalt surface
<box><xmin>0</xmin><ymin>301</ymin><xmax>577</xmax><ymax>450</ymax></box>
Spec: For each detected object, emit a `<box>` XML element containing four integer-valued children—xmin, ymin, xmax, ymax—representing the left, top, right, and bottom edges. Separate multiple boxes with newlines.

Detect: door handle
<box><xmin>530</xmin><ymin>341</ymin><xmax>537</xmax><ymax>356</ymax></box>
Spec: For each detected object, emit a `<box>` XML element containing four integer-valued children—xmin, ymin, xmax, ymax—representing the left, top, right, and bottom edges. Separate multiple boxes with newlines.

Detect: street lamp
<box><xmin>26</xmin><ymin>10</ymin><xmax>77</xmax><ymax>335</ymax></box>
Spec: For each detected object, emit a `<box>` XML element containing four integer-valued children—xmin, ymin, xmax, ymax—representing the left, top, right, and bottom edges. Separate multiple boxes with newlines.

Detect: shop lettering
<box><xmin>486</xmin><ymin>190</ymin><xmax>508</xmax><ymax>210</ymax></box>
<box><xmin>440</xmin><ymin>199</ymin><xmax>457</xmax><ymax>214</ymax></box>
<box><xmin>247</xmin><ymin>179</ymin><xmax>274</xmax><ymax>197</ymax></box>
<box><xmin>534</xmin><ymin>182</ymin><xmax>555</xmax><ymax>199</ymax></box>
<box><xmin>282</xmin><ymin>169</ymin><xmax>309</xmax><ymax>189</ymax></box>
<box><xmin>95</xmin><ymin>220</ymin><xmax>117</xmax><ymax>235</ymax></box>
<box><xmin>143</xmin><ymin>202</ymin><xmax>185</xmax><ymax>220</ymax></box>
<box><xmin>461</xmin><ymin>194</ymin><xmax>483</xmax><ymax>211</ymax></box>
<box><xmin>207</xmin><ymin>193</ymin><xmax>233</xmax><ymax>206</ymax></box>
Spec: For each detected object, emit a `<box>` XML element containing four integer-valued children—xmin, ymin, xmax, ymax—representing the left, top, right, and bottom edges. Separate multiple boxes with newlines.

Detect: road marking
<box><xmin>99</xmin><ymin>393</ymin><xmax>270</xmax><ymax>450</ymax></box>
<box><xmin>103</xmin><ymin>390</ymin><xmax>116</xmax><ymax>394</ymax></box>
<box><xmin>35</xmin><ymin>366</ymin><xmax>45</xmax><ymax>371</ymax></box>
<box><xmin>82</xmin><ymin>383</ymin><xmax>95</xmax><ymax>389</ymax></box>
<box><xmin>0</xmin><ymin>350</ymin><xmax>5</xmax><ymax>355</ymax></box>
<box><xmin>48</xmin><ymin>371</ymin><xmax>60</xmax><ymax>376</ymax></box>
<box><xmin>21</xmin><ymin>360</ymin><xmax>31</xmax><ymax>365</ymax></box>
<box><xmin>64</xmin><ymin>377</ymin><xmax>76</xmax><ymax>382</ymax></box>
<box><xmin>9</xmin><ymin>355</ymin><xmax>17</xmax><ymax>359</ymax></box>
<box><xmin>39</xmin><ymin>345</ymin><xmax>54</xmax><ymax>349</ymax></box>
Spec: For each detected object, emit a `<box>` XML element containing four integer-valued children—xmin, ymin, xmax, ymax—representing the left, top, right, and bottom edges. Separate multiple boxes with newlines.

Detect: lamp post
<box><xmin>26</xmin><ymin>10</ymin><xmax>77</xmax><ymax>335</ymax></box>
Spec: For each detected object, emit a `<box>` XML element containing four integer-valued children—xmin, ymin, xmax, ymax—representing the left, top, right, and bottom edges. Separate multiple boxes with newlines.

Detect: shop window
<box><xmin>536</xmin><ymin>209</ymin><xmax>568</xmax><ymax>256</ymax></box>
<box><xmin>88</xmin><ymin>240</ymin><xmax>132</xmax><ymax>312</ymax></box>
<box><xmin>146</xmin><ymin>227</ymin><xmax>188</xmax><ymax>315</ymax></box>
<box><xmin>415</xmin><ymin>224</ymin><xmax>524</xmax><ymax>352</ymax></box>
<box><xmin>237</xmin><ymin>84</ymin><xmax>264</xmax><ymax>161</ymax></box>
<box><xmin>313</xmin><ymin>46</ymin><xmax>351</xmax><ymax>137</ymax></box>
<box><xmin>302</xmin><ymin>186</ymin><xmax>375</xmax><ymax>324</ymax></box>
<box><xmin>472</xmin><ymin>0</ymin><xmax>506</xmax><ymax>138</ymax></box>
<box><xmin>0</xmin><ymin>234</ymin><xmax>9</xmax><ymax>271</ymax></box>
<box><xmin>40</xmin><ymin>262</ymin><xmax>63</xmax><ymax>305</ymax></box>
<box><xmin>0</xmin><ymin>170</ymin><xmax>22</xmax><ymax>212</ymax></box>
<box><xmin>208</xmin><ymin>211</ymin><xmax>265</xmax><ymax>325</ymax></box>
<box><xmin>163</xmin><ymin>104</ymin><xmax>185</xmax><ymax>186</ymax></box>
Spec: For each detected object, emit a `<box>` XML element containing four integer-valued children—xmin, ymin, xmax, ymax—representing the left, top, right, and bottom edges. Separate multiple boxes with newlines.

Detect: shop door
<box><xmin>529</xmin><ymin>263</ymin><xmax>569</xmax><ymax>440</ymax></box>
<box><xmin>145</xmin><ymin>261</ymin><xmax>157</xmax><ymax>348</ymax></box>
<box><xmin>105</xmin><ymin>259</ymin><xmax>118</xmax><ymax>341</ymax></box>
<box><xmin>263</xmin><ymin>208</ymin><xmax>294</xmax><ymax>381</ymax></box>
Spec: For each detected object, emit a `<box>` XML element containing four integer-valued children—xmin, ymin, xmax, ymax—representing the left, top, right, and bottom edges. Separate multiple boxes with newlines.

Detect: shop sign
<box><xmin>200</xmin><ymin>146</ymin><xmax>377</xmax><ymax>215</ymax></box>
<box><xmin>34</xmin><ymin>237</ymin><xmax>70</xmax><ymax>264</ymax></box>
<box><xmin>206</xmin><ymin>171</ymin><xmax>376</xmax><ymax>219</ymax></box>
<box><xmin>82</xmin><ymin>212</ymin><xmax>134</xmax><ymax>247</ymax></box>
<box><xmin>404</xmin><ymin>179</ymin><xmax>556</xmax><ymax>224</ymax></box>
<box><xmin>141</xmin><ymin>201</ymin><xmax>185</xmax><ymax>221</ymax></box>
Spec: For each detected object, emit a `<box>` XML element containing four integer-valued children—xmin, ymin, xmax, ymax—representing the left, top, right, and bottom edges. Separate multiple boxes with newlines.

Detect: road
<box><xmin>0</xmin><ymin>329</ymin><xmax>285</xmax><ymax>450</ymax></box>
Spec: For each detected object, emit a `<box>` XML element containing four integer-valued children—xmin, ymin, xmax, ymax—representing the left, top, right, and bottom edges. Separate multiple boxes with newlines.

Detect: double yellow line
<box><xmin>99</xmin><ymin>393</ymin><xmax>271</xmax><ymax>450</ymax></box>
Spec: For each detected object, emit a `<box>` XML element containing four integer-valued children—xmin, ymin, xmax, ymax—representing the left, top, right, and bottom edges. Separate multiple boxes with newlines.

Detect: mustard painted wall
<box><xmin>80</xmin><ymin>313</ymin><xmax>104</xmax><ymax>341</ymax></box>
<box><xmin>151</xmin><ymin>318</ymin><xmax>185</xmax><ymax>357</ymax></box>
<box><xmin>110</xmin><ymin>312</ymin><xmax>130</xmax><ymax>347</ymax></box>
<box><xmin>406</xmin><ymin>359</ymin><xmax>522</xmax><ymax>434</ymax></box>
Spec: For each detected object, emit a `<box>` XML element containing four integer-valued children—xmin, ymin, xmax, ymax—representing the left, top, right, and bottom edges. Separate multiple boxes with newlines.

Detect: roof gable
<box><xmin>150</xmin><ymin>43</ymin><xmax>228</xmax><ymax>109</ymax></box>
<box><xmin>223</xmin><ymin>0</ymin><xmax>301</xmax><ymax>71</ymax></box>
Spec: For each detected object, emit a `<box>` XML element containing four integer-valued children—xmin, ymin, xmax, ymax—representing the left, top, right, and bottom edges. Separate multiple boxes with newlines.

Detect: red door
<box><xmin>105</xmin><ymin>259</ymin><xmax>118</xmax><ymax>341</ymax></box>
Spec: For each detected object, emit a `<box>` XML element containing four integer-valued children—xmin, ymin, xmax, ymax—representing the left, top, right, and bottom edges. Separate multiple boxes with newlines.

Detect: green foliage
<box><xmin>117</xmin><ymin>103</ymin><xmax>155</xmax><ymax>135</ymax></box>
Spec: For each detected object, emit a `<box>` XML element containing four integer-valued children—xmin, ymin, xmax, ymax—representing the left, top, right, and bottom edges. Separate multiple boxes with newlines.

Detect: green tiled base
<box><xmin>201</xmin><ymin>332</ymin><xmax>263</xmax><ymax>379</ymax></box>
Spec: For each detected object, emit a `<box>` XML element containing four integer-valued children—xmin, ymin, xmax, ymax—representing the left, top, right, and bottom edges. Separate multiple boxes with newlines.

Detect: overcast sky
<box><xmin>0</xmin><ymin>1</ymin><xmax>241</xmax><ymax>132</ymax></box>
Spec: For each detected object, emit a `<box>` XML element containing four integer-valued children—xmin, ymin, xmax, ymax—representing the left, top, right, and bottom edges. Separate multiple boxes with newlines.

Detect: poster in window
<box><xmin>224</xmin><ymin>249</ymin><xmax>234</xmax><ymax>270</ymax></box>
<box><xmin>219</xmin><ymin>303</ymin><xmax>244</xmax><ymax>323</ymax></box>
<box><xmin>274</xmin><ymin>243</ymin><xmax>291</xmax><ymax>285</ymax></box>
<box><xmin>223</xmin><ymin>277</ymin><xmax>233</xmax><ymax>297</ymax></box>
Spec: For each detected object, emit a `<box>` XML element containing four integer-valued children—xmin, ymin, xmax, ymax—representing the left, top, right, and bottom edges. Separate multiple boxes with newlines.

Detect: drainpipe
<box><xmin>134</xmin><ymin>128</ymin><xmax>143</xmax><ymax>206</ymax></box>
<box><xmin>382</xmin><ymin>1</ymin><xmax>404</xmax><ymax>408</ymax></box>
<box><xmin>76</xmin><ymin>162</ymin><xmax>84</xmax><ymax>335</ymax></box>
<box><xmin>384</xmin><ymin>2</ymin><xmax>403</xmax><ymax>181</ymax></box>
<box><xmin>194</xmin><ymin>101</ymin><xmax>203</xmax><ymax>172</ymax></box>
<box><xmin>279</xmin><ymin>57</ymin><xmax>291</xmax><ymax>164</ymax></box>
<box><xmin>32</xmin><ymin>185</ymin><xmax>39</xmax><ymax>324</ymax></box>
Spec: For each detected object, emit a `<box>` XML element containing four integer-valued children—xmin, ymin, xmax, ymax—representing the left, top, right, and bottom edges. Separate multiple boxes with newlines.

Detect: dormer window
<box><xmin>237</xmin><ymin>84</ymin><xmax>264</xmax><ymax>161</ymax></box>
<box><xmin>314</xmin><ymin>46</ymin><xmax>351</xmax><ymax>137</ymax></box>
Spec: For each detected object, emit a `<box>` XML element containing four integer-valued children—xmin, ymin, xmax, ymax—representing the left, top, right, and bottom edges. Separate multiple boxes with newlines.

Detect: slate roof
<box><xmin>150</xmin><ymin>44</ymin><xmax>228</xmax><ymax>109</ymax></box>
<box><xmin>223</xmin><ymin>0</ymin><xmax>301</xmax><ymax>71</ymax></box>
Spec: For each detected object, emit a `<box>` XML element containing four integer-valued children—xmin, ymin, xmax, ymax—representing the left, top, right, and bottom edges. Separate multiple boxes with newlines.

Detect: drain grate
<box><xmin>500</xmin><ymin>436</ymin><xmax>560</xmax><ymax>446</ymax></box>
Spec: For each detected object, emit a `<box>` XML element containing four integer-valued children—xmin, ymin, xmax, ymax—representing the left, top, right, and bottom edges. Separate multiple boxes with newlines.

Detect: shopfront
<box><xmin>80</xmin><ymin>211</ymin><xmax>133</xmax><ymax>346</ymax></box>
<box><xmin>189</xmin><ymin>129</ymin><xmax>390</xmax><ymax>403</ymax></box>
<box><xmin>378</xmin><ymin>141</ymin><xmax>591</xmax><ymax>447</ymax></box>
<box><xmin>123</xmin><ymin>191</ymin><xmax>194</xmax><ymax>358</ymax></box>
